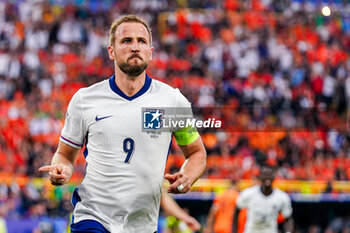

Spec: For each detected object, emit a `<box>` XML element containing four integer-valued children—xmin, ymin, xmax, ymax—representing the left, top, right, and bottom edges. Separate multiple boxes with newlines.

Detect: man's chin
<box><xmin>118</xmin><ymin>63</ymin><xmax>148</xmax><ymax>77</ymax></box>
<box><xmin>128</xmin><ymin>60</ymin><xmax>142</xmax><ymax>66</ymax></box>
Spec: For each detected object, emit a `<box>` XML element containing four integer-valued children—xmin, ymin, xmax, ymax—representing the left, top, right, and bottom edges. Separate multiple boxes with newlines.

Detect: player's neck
<box><xmin>114</xmin><ymin>71</ymin><xmax>146</xmax><ymax>97</ymax></box>
<box><xmin>260</xmin><ymin>186</ymin><xmax>273</xmax><ymax>196</ymax></box>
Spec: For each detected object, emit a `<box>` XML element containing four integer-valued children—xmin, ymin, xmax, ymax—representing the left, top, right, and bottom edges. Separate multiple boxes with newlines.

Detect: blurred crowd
<box><xmin>0</xmin><ymin>180</ymin><xmax>72</xmax><ymax>232</ymax></box>
<box><xmin>0</xmin><ymin>0</ymin><xmax>350</xmax><ymax>226</ymax></box>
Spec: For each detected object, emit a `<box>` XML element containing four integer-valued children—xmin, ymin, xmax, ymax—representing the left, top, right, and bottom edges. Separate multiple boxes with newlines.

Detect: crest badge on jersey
<box><xmin>143</xmin><ymin>109</ymin><xmax>164</xmax><ymax>129</ymax></box>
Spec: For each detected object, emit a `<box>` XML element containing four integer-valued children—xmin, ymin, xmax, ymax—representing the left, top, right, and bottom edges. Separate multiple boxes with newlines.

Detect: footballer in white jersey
<box><xmin>60</xmin><ymin>74</ymin><xmax>200</xmax><ymax>232</ymax></box>
<box><xmin>39</xmin><ymin>15</ymin><xmax>207</xmax><ymax>233</ymax></box>
<box><xmin>233</xmin><ymin>166</ymin><xmax>294</xmax><ymax>233</ymax></box>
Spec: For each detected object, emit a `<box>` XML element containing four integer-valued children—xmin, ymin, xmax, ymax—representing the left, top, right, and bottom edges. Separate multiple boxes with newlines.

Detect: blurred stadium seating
<box><xmin>1</xmin><ymin>0</ymin><xmax>350</xmax><ymax>232</ymax></box>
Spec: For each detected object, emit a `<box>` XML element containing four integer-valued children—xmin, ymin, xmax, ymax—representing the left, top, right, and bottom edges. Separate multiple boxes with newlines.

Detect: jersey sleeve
<box><xmin>172</xmin><ymin>89</ymin><xmax>199</xmax><ymax>146</ymax></box>
<box><xmin>60</xmin><ymin>90</ymin><xmax>86</xmax><ymax>148</ymax></box>
<box><xmin>280</xmin><ymin>192</ymin><xmax>293</xmax><ymax>218</ymax></box>
<box><xmin>236</xmin><ymin>188</ymin><xmax>250</xmax><ymax>209</ymax></box>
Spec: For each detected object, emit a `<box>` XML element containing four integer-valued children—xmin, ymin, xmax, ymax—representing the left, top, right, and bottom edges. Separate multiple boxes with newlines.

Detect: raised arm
<box><xmin>165</xmin><ymin>137</ymin><xmax>206</xmax><ymax>194</ymax></box>
<box><xmin>39</xmin><ymin>141</ymin><xmax>80</xmax><ymax>186</ymax></box>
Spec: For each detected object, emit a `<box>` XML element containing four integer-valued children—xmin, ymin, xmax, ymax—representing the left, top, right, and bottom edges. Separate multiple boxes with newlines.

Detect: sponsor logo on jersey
<box><xmin>143</xmin><ymin>109</ymin><xmax>164</xmax><ymax>129</ymax></box>
<box><xmin>95</xmin><ymin>115</ymin><xmax>113</xmax><ymax>121</ymax></box>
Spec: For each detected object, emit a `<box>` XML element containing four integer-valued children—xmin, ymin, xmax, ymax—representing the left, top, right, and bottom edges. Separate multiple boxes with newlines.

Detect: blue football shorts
<box><xmin>70</xmin><ymin>219</ymin><xmax>158</xmax><ymax>233</ymax></box>
<box><xmin>70</xmin><ymin>220</ymin><xmax>110</xmax><ymax>233</ymax></box>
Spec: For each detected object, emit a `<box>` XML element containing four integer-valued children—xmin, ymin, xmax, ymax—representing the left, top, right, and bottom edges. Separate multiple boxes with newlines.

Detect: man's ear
<box><xmin>107</xmin><ymin>46</ymin><xmax>115</xmax><ymax>60</ymax></box>
<box><xmin>149</xmin><ymin>47</ymin><xmax>154</xmax><ymax>61</ymax></box>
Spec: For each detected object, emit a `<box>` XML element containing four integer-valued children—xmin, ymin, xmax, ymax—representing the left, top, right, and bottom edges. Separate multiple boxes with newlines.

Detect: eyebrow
<box><xmin>120</xmin><ymin>36</ymin><xmax>148</xmax><ymax>43</ymax></box>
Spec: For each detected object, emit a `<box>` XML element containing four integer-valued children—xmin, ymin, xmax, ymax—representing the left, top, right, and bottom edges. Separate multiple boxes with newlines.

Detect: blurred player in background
<box><xmin>39</xmin><ymin>15</ymin><xmax>206</xmax><ymax>233</ymax></box>
<box><xmin>204</xmin><ymin>180</ymin><xmax>246</xmax><ymax>233</ymax></box>
<box><xmin>233</xmin><ymin>165</ymin><xmax>293</xmax><ymax>233</ymax></box>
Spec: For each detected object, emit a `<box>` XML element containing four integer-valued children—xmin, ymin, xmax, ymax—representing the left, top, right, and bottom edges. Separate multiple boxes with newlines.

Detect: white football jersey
<box><xmin>236</xmin><ymin>185</ymin><xmax>292</xmax><ymax>233</ymax></box>
<box><xmin>60</xmin><ymin>74</ymin><xmax>194</xmax><ymax>233</ymax></box>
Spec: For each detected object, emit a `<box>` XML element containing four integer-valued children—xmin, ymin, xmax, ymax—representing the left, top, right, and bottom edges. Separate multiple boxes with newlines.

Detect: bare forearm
<box><xmin>162</xmin><ymin>191</ymin><xmax>189</xmax><ymax>220</ymax></box>
<box><xmin>181</xmin><ymin>151</ymin><xmax>206</xmax><ymax>185</ymax></box>
<box><xmin>165</xmin><ymin>137</ymin><xmax>206</xmax><ymax>194</ymax></box>
<box><xmin>52</xmin><ymin>141</ymin><xmax>79</xmax><ymax>174</ymax></box>
<box><xmin>232</xmin><ymin>208</ymin><xmax>240</xmax><ymax>233</ymax></box>
<box><xmin>284</xmin><ymin>217</ymin><xmax>294</xmax><ymax>233</ymax></box>
<box><xmin>161</xmin><ymin>190</ymin><xmax>201</xmax><ymax>231</ymax></box>
<box><xmin>51</xmin><ymin>151</ymin><xmax>74</xmax><ymax>175</ymax></box>
<box><xmin>39</xmin><ymin>141</ymin><xmax>80</xmax><ymax>185</ymax></box>
<box><xmin>205</xmin><ymin>207</ymin><xmax>217</xmax><ymax>232</ymax></box>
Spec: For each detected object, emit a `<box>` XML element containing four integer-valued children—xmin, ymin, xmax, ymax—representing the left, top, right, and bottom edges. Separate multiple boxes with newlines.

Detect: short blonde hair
<box><xmin>109</xmin><ymin>15</ymin><xmax>152</xmax><ymax>46</ymax></box>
